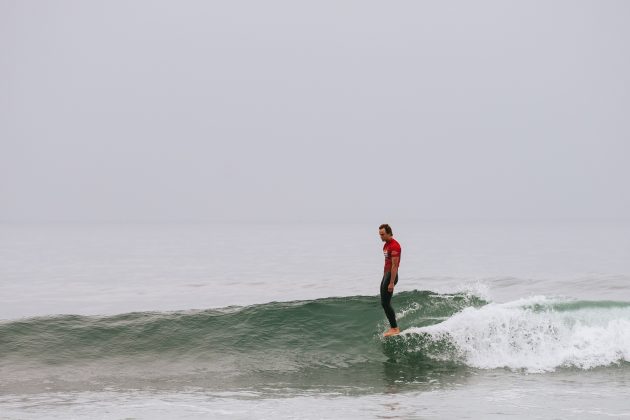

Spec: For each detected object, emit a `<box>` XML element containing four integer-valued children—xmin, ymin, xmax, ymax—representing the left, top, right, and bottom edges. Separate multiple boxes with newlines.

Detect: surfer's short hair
<box><xmin>379</xmin><ymin>224</ymin><xmax>392</xmax><ymax>235</ymax></box>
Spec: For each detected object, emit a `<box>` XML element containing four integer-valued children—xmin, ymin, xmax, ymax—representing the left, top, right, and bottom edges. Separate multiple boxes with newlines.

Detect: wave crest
<box><xmin>402</xmin><ymin>296</ymin><xmax>630</xmax><ymax>372</ymax></box>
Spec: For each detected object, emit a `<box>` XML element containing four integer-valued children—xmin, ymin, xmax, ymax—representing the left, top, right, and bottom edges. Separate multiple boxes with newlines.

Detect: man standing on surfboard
<box><xmin>379</xmin><ymin>224</ymin><xmax>401</xmax><ymax>337</ymax></box>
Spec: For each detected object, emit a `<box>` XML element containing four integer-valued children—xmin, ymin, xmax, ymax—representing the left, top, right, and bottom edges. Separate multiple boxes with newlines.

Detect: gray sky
<box><xmin>2</xmin><ymin>0</ymin><xmax>629</xmax><ymax>223</ymax></box>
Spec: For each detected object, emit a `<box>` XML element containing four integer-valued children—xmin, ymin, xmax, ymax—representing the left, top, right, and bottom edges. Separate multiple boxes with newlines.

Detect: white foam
<box><xmin>404</xmin><ymin>296</ymin><xmax>630</xmax><ymax>372</ymax></box>
<box><xmin>396</xmin><ymin>302</ymin><xmax>420</xmax><ymax>319</ymax></box>
<box><xmin>419</xmin><ymin>277</ymin><xmax>494</xmax><ymax>302</ymax></box>
<box><xmin>451</xmin><ymin>279</ymin><xmax>492</xmax><ymax>302</ymax></box>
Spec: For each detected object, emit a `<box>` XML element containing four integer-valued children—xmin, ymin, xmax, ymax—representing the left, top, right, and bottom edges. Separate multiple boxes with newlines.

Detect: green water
<box><xmin>1</xmin><ymin>291</ymin><xmax>486</xmax><ymax>394</ymax></box>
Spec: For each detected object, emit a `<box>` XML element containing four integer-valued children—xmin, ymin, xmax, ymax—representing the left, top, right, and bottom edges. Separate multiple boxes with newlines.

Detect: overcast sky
<box><xmin>1</xmin><ymin>0</ymin><xmax>629</xmax><ymax>223</ymax></box>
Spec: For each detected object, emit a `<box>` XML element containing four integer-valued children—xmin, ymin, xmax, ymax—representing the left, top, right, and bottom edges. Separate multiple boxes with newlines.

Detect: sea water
<box><xmin>1</xmin><ymin>221</ymin><xmax>629</xmax><ymax>419</ymax></box>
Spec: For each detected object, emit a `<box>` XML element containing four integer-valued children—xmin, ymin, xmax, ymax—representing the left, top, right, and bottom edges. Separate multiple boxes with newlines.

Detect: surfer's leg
<box><xmin>380</xmin><ymin>272</ymin><xmax>398</xmax><ymax>328</ymax></box>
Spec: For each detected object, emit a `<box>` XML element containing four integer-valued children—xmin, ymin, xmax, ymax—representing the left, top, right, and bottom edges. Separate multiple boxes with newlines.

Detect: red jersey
<box><xmin>383</xmin><ymin>238</ymin><xmax>401</xmax><ymax>272</ymax></box>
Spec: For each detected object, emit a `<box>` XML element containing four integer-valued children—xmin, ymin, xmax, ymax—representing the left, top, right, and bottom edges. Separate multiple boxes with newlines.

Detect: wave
<box><xmin>2</xmin><ymin>291</ymin><xmax>630</xmax><ymax>393</ymax></box>
<box><xmin>0</xmin><ymin>290</ymin><xmax>481</xmax><ymax>364</ymax></box>
<box><xmin>398</xmin><ymin>296</ymin><xmax>630</xmax><ymax>372</ymax></box>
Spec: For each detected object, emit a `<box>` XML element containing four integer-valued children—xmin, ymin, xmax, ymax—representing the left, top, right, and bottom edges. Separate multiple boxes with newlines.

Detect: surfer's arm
<box><xmin>388</xmin><ymin>257</ymin><xmax>399</xmax><ymax>292</ymax></box>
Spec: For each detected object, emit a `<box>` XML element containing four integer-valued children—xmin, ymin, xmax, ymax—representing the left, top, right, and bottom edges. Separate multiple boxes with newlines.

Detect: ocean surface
<box><xmin>1</xmin><ymin>221</ymin><xmax>629</xmax><ymax>419</ymax></box>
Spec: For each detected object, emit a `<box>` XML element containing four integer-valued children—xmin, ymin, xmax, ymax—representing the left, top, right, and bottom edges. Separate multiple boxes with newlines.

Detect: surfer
<box><xmin>379</xmin><ymin>224</ymin><xmax>401</xmax><ymax>337</ymax></box>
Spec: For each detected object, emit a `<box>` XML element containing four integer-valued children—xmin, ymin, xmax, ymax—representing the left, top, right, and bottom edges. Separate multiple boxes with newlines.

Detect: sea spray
<box><xmin>404</xmin><ymin>296</ymin><xmax>630</xmax><ymax>372</ymax></box>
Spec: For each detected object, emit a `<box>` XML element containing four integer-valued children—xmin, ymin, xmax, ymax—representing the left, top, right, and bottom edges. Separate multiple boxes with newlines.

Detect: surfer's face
<box><xmin>379</xmin><ymin>229</ymin><xmax>391</xmax><ymax>242</ymax></box>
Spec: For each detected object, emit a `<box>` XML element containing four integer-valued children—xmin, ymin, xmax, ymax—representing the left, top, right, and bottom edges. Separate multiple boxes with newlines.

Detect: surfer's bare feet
<box><xmin>383</xmin><ymin>327</ymin><xmax>400</xmax><ymax>337</ymax></box>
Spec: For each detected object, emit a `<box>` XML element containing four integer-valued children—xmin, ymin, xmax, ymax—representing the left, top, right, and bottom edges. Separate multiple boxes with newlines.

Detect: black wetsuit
<box><xmin>380</xmin><ymin>271</ymin><xmax>399</xmax><ymax>328</ymax></box>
